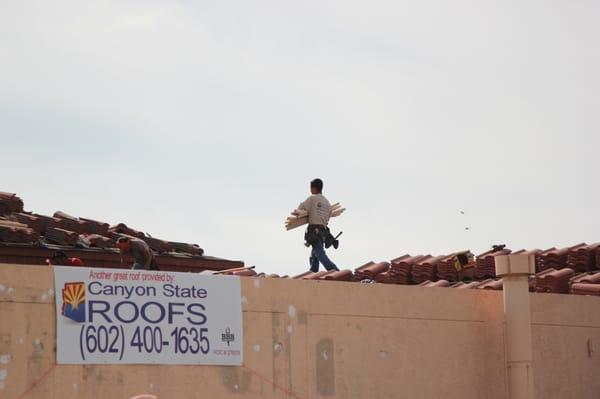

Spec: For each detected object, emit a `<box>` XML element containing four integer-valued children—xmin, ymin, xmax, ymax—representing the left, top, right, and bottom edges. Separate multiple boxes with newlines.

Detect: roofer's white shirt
<box><xmin>299</xmin><ymin>194</ymin><xmax>331</xmax><ymax>226</ymax></box>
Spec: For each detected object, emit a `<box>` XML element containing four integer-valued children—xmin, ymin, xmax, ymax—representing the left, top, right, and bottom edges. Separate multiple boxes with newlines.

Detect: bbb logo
<box><xmin>62</xmin><ymin>282</ymin><xmax>86</xmax><ymax>323</ymax></box>
<box><xmin>221</xmin><ymin>327</ymin><xmax>235</xmax><ymax>346</ymax></box>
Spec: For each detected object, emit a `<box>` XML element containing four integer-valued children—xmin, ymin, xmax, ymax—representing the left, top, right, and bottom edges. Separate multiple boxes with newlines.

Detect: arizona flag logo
<box><xmin>62</xmin><ymin>282</ymin><xmax>86</xmax><ymax>322</ymax></box>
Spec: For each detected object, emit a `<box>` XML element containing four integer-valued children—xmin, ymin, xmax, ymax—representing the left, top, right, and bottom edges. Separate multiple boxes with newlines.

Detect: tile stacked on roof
<box><xmin>169</xmin><ymin>242</ymin><xmax>204</xmax><ymax>256</ymax></box>
<box><xmin>388</xmin><ymin>255</ymin><xmax>431</xmax><ymax>284</ymax></box>
<box><xmin>0</xmin><ymin>219</ymin><xmax>39</xmax><ymax>243</ymax></box>
<box><xmin>570</xmin><ymin>283</ymin><xmax>600</xmax><ymax>296</ymax></box>
<box><xmin>0</xmin><ymin>192</ymin><xmax>24</xmax><ymax>215</ymax></box>
<box><xmin>437</xmin><ymin>251</ymin><xmax>474</xmax><ymax>282</ymax></box>
<box><xmin>109</xmin><ymin>223</ymin><xmax>145</xmax><ymax>239</ymax></box>
<box><xmin>412</xmin><ymin>255</ymin><xmax>443</xmax><ymax>283</ymax></box>
<box><xmin>84</xmin><ymin>234</ymin><xmax>115</xmax><ymax>249</ymax></box>
<box><xmin>353</xmin><ymin>262</ymin><xmax>390</xmax><ymax>281</ymax></box>
<box><xmin>538</xmin><ymin>244</ymin><xmax>586</xmax><ymax>272</ymax></box>
<box><xmin>52</xmin><ymin>211</ymin><xmax>88</xmax><ymax>234</ymax></box>
<box><xmin>45</xmin><ymin>227</ymin><xmax>79</xmax><ymax>246</ymax></box>
<box><xmin>142</xmin><ymin>236</ymin><xmax>173</xmax><ymax>253</ymax></box>
<box><xmin>535</xmin><ymin>268</ymin><xmax>574</xmax><ymax>294</ymax></box>
<box><xmin>78</xmin><ymin>217</ymin><xmax>110</xmax><ymax>236</ymax></box>
<box><xmin>12</xmin><ymin>213</ymin><xmax>45</xmax><ymax>234</ymax></box>
<box><xmin>475</xmin><ymin>246</ymin><xmax>511</xmax><ymax>279</ymax></box>
<box><xmin>0</xmin><ymin>192</ymin><xmax>236</xmax><ymax>271</ymax></box>
<box><xmin>567</xmin><ymin>243</ymin><xmax>600</xmax><ymax>272</ymax></box>
<box><xmin>569</xmin><ymin>271</ymin><xmax>600</xmax><ymax>285</ymax></box>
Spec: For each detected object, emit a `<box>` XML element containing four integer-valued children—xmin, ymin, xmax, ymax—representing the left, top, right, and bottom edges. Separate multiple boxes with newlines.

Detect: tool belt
<box><xmin>305</xmin><ymin>224</ymin><xmax>327</xmax><ymax>246</ymax></box>
<box><xmin>305</xmin><ymin>225</ymin><xmax>339</xmax><ymax>249</ymax></box>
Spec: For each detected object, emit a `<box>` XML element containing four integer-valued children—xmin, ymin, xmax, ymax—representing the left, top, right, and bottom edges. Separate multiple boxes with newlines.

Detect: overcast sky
<box><xmin>1</xmin><ymin>0</ymin><xmax>599</xmax><ymax>275</ymax></box>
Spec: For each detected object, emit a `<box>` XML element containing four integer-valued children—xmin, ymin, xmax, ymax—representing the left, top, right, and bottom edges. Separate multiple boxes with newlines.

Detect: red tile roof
<box><xmin>0</xmin><ymin>192</ymin><xmax>243</xmax><ymax>272</ymax></box>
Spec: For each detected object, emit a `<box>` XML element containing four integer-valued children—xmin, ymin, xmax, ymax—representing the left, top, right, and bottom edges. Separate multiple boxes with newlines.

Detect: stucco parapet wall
<box><xmin>1</xmin><ymin>263</ymin><xmax>600</xmax><ymax>399</ymax></box>
<box><xmin>530</xmin><ymin>293</ymin><xmax>600</xmax><ymax>327</ymax></box>
<box><xmin>0</xmin><ymin>264</ymin><xmax>504</xmax><ymax>322</ymax></box>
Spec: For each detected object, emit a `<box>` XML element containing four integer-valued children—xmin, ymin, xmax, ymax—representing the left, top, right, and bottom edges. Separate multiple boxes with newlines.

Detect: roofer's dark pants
<box><xmin>309</xmin><ymin>240</ymin><xmax>339</xmax><ymax>273</ymax></box>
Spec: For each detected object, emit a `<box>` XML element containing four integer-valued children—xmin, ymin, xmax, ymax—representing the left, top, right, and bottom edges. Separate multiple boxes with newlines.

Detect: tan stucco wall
<box><xmin>0</xmin><ymin>264</ymin><xmax>598</xmax><ymax>399</ymax></box>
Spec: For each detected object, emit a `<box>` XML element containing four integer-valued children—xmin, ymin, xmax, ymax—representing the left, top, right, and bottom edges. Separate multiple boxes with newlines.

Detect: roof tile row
<box><xmin>0</xmin><ymin>192</ymin><xmax>240</xmax><ymax>272</ymax></box>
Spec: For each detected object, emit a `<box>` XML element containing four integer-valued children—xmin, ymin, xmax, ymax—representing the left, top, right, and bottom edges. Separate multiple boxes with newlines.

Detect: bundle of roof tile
<box><xmin>109</xmin><ymin>223</ymin><xmax>145</xmax><ymax>239</ymax></box>
<box><xmin>537</xmin><ymin>244</ymin><xmax>585</xmax><ymax>272</ymax></box>
<box><xmin>412</xmin><ymin>255</ymin><xmax>444</xmax><ymax>284</ymax></box>
<box><xmin>0</xmin><ymin>219</ymin><xmax>39</xmax><ymax>243</ymax></box>
<box><xmin>475</xmin><ymin>246</ymin><xmax>511</xmax><ymax>279</ymax></box>
<box><xmin>12</xmin><ymin>213</ymin><xmax>45</xmax><ymax>234</ymax></box>
<box><xmin>79</xmin><ymin>217</ymin><xmax>110</xmax><ymax>236</ymax></box>
<box><xmin>535</xmin><ymin>268</ymin><xmax>574</xmax><ymax>293</ymax></box>
<box><xmin>373</xmin><ymin>271</ymin><xmax>396</xmax><ymax>284</ymax></box>
<box><xmin>52</xmin><ymin>211</ymin><xmax>88</xmax><ymax>234</ymax></box>
<box><xmin>142</xmin><ymin>236</ymin><xmax>173</xmax><ymax>253</ymax></box>
<box><xmin>32</xmin><ymin>213</ymin><xmax>61</xmax><ymax>232</ymax></box>
<box><xmin>570</xmin><ymin>271</ymin><xmax>600</xmax><ymax>286</ymax></box>
<box><xmin>169</xmin><ymin>242</ymin><xmax>204</xmax><ymax>256</ymax></box>
<box><xmin>45</xmin><ymin>227</ymin><xmax>79</xmax><ymax>246</ymax></box>
<box><xmin>84</xmin><ymin>234</ymin><xmax>115</xmax><ymax>249</ymax></box>
<box><xmin>353</xmin><ymin>262</ymin><xmax>390</xmax><ymax>281</ymax></box>
<box><xmin>437</xmin><ymin>251</ymin><xmax>474</xmax><ymax>282</ymax></box>
<box><xmin>388</xmin><ymin>255</ymin><xmax>431</xmax><ymax>284</ymax></box>
<box><xmin>284</xmin><ymin>202</ymin><xmax>345</xmax><ymax>231</ymax></box>
<box><xmin>566</xmin><ymin>243</ymin><xmax>600</xmax><ymax>272</ymax></box>
<box><xmin>0</xmin><ymin>192</ymin><xmax>24</xmax><ymax>215</ymax></box>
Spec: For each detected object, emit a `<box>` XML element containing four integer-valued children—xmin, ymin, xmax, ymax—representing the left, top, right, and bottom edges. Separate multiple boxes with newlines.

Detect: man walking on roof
<box><xmin>299</xmin><ymin>178</ymin><xmax>340</xmax><ymax>273</ymax></box>
<box><xmin>116</xmin><ymin>236</ymin><xmax>159</xmax><ymax>270</ymax></box>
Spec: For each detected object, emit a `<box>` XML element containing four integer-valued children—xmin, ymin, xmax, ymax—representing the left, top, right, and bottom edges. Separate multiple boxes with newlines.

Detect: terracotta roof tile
<box><xmin>570</xmin><ymin>283</ymin><xmax>600</xmax><ymax>296</ymax></box>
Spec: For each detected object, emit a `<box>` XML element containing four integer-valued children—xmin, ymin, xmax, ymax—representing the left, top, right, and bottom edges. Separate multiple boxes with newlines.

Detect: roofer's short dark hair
<box><xmin>117</xmin><ymin>237</ymin><xmax>131</xmax><ymax>244</ymax></box>
<box><xmin>311</xmin><ymin>178</ymin><xmax>323</xmax><ymax>193</ymax></box>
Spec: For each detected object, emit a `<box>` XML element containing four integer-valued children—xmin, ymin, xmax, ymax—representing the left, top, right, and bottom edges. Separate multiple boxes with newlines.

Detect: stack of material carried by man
<box><xmin>284</xmin><ymin>202</ymin><xmax>345</xmax><ymax>231</ymax></box>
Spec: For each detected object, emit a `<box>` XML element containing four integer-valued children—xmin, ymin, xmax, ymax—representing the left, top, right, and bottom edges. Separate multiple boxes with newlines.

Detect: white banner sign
<box><xmin>53</xmin><ymin>266</ymin><xmax>243</xmax><ymax>365</ymax></box>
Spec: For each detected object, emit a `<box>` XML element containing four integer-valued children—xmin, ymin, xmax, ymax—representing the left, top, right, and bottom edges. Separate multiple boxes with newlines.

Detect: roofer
<box><xmin>299</xmin><ymin>178</ymin><xmax>340</xmax><ymax>273</ymax></box>
<box><xmin>116</xmin><ymin>237</ymin><xmax>159</xmax><ymax>270</ymax></box>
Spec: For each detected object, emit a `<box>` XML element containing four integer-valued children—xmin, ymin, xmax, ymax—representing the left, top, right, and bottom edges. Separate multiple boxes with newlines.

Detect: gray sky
<box><xmin>2</xmin><ymin>0</ymin><xmax>599</xmax><ymax>275</ymax></box>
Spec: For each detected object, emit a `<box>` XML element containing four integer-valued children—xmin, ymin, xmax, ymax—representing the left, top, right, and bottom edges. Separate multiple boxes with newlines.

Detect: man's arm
<box><xmin>298</xmin><ymin>196</ymin><xmax>312</xmax><ymax>211</ymax></box>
